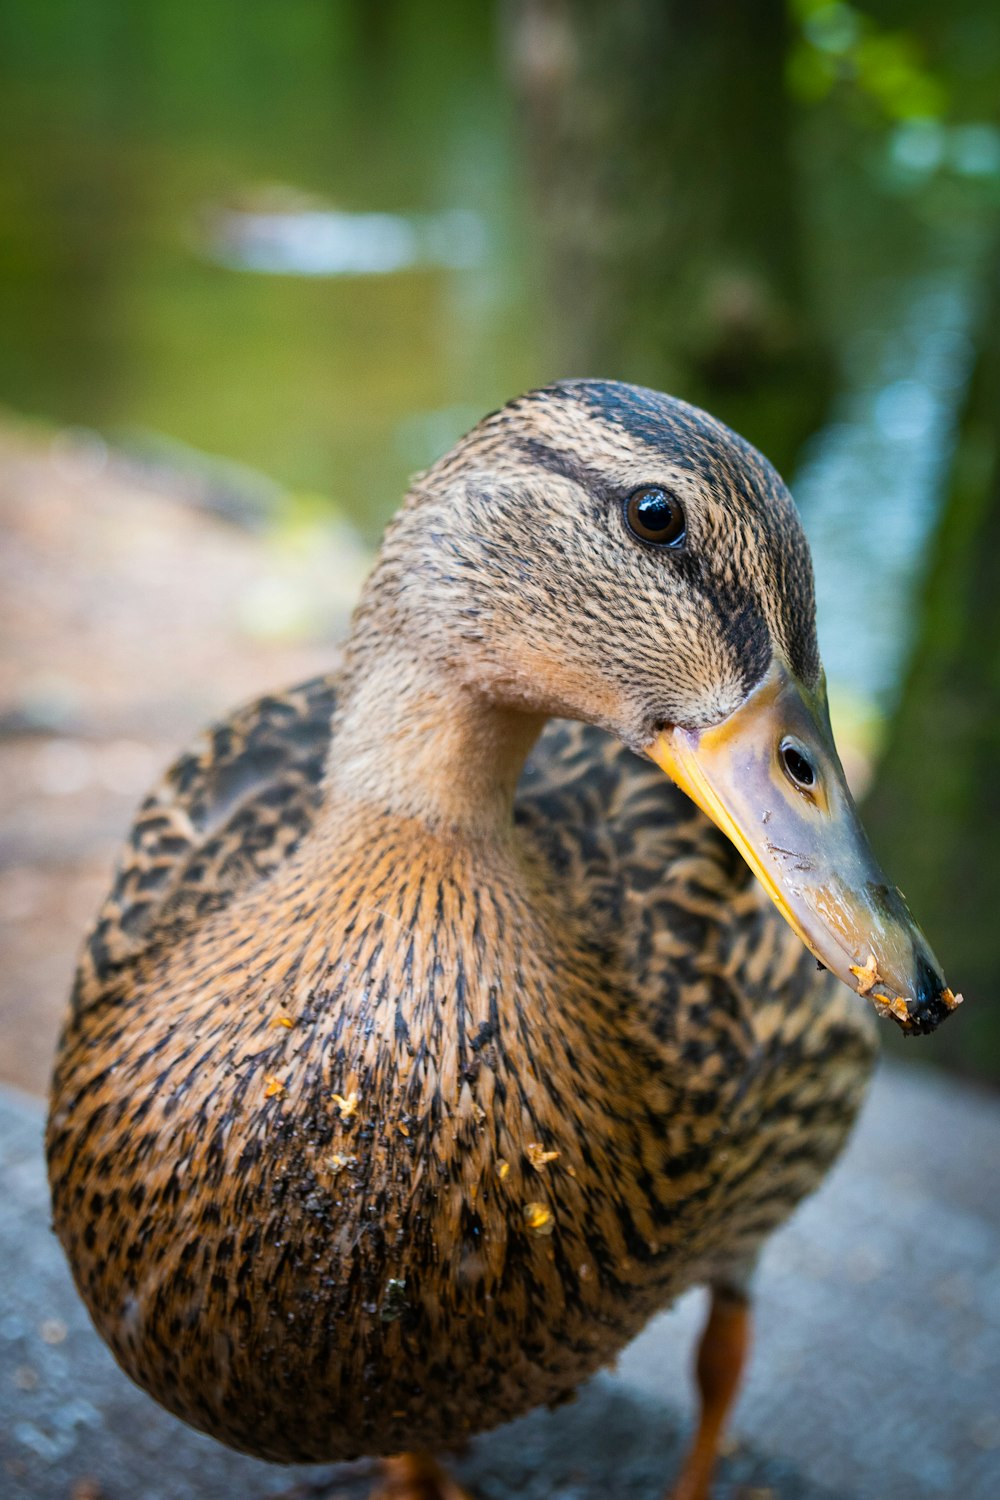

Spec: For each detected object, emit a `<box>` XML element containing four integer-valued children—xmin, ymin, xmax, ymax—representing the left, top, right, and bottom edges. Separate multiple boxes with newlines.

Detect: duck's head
<box><xmin>367</xmin><ymin>379</ymin><xmax>958</xmax><ymax>1034</ymax></box>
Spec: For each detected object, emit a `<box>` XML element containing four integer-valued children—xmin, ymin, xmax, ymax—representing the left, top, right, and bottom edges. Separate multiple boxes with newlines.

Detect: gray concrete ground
<box><xmin>2</xmin><ymin>1062</ymin><xmax>999</xmax><ymax>1500</ymax></box>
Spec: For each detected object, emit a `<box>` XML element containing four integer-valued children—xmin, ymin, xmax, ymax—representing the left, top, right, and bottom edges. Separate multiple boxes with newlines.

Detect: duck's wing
<box><xmin>75</xmin><ymin>674</ymin><xmax>337</xmax><ymax>1006</ymax></box>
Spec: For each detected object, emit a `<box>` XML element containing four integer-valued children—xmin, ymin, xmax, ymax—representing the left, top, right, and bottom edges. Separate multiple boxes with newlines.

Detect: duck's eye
<box><xmin>624</xmin><ymin>486</ymin><xmax>686</xmax><ymax>547</ymax></box>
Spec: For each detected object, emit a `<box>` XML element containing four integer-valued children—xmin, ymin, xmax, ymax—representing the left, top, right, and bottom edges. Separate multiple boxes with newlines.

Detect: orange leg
<box><xmin>371</xmin><ymin>1451</ymin><xmax>474</xmax><ymax>1500</ymax></box>
<box><xmin>667</xmin><ymin>1286</ymin><xmax>751</xmax><ymax>1500</ymax></box>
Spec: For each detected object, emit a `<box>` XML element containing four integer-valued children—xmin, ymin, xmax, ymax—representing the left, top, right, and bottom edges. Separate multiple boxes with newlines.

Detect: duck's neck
<box><xmin>325</xmin><ymin>643</ymin><xmax>545</xmax><ymax>841</ymax></box>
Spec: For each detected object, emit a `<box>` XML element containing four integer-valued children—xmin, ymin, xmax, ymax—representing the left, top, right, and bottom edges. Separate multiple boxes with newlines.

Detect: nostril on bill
<box><xmin>780</xmin><ymin>739</ymin><xmax>815</xmax><ymax>789</ymax></box>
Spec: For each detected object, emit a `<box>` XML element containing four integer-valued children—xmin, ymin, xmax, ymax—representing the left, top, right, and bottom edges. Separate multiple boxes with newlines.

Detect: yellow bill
<box><xmin>647</xmin><ymin>660</ymin><xmax>961</xmax><ymax>1035</ymax></box>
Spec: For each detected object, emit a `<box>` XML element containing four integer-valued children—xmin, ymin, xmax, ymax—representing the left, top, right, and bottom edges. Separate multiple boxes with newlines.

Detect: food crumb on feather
<box><xmin>526</xmin><ymin>1142</ymin><xmax>560</xmax><ymax>1171</ymax></box>
<box><xmin>332</xmin><ymin>1090</ymin><xmax>359</xmax><ymax>1121</ymax></box>
<box><xmin>524</xmin><ymin>1201</ymin><xmax>555</xmax><ymax>1236</ymax></box>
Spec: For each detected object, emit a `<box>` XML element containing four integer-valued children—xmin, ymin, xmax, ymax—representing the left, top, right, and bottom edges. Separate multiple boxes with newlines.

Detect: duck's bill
<box><xmin>646</xmin><ymin>660</ymin><xmax>961</xmax><ymax>1035</ymax></box>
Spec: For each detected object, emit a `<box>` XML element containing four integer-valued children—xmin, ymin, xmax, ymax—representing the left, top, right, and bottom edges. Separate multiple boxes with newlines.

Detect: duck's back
<box><xmin>73</xmin><ymin>673</ymin><xmax>340</xmax><ymax>1003</ymax></box>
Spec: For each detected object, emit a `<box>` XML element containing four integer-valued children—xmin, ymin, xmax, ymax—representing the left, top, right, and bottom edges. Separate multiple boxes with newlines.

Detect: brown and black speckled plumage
<box><xmin>48</xmin><ymin>382</ymin><xmax>876</xmax><ymax>1469</ymax></box>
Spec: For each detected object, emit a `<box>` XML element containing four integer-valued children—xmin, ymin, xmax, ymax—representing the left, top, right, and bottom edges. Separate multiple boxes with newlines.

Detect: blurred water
<box><xmin>796</xmin><ymin>270</ymin><xmax>977</xmax><ymax>707</ymax></box>
<box><xmin>0</xmin><ymin>3</ymin><xmax>542</xmax><ymax>530</ymax></box>
<box><xmin>203</xmin><ymin>199</ymin><xmax>487</xmax><ymax>277</ymax></box>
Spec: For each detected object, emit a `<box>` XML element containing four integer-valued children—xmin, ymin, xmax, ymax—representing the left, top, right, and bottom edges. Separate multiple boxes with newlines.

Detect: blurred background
<box><xmin>1</xmin><ymin>0</ymin><xmax>999</xmax><ymax>1091</ymax></box>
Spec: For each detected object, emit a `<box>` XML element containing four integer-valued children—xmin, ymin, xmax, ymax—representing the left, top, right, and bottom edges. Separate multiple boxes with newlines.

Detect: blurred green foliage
<box><xmin>789</xmin><ymin>0</ymin><xmax>947</xmax><ymax>119</ymax></box>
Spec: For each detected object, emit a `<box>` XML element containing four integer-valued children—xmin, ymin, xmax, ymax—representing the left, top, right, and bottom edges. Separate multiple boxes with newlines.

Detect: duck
<box><xmin>47</xmin><ymin>380</ymin><xmax>959</xmax><ymax>1500</ymax></box>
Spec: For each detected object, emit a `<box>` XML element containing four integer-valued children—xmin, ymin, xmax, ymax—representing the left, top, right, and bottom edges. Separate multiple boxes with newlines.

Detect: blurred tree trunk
<box><xmin>503</xmin><ymin>0</ymin><xmax>830</xmax><ymax>476</ymax></box>
<box><xmin>866</xmin><ymin>245</ymin><xmax>1000</xmax><ymax>1079</ymax></box>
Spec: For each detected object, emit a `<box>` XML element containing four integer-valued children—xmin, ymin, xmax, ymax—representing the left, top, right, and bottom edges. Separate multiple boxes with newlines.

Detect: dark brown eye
<box><xmin>624</xmin><ymin>486</ymin><xmax>686</xmax><ymax>547</ymax></box>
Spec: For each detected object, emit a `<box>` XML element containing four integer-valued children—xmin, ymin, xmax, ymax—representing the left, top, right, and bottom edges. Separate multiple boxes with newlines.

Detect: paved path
<box><xmin>0</xmin><ymin>419</ymin><xmax>367</xmax><ymax>1096</ymax></box>
<box><xmin>2</xmin><ymin>1062</ymin><xmax>999</xmax><ymax>1500</ymax></box>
